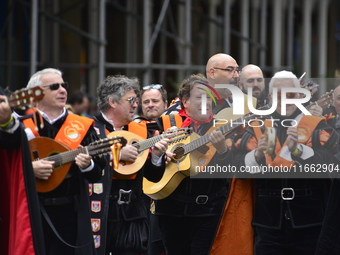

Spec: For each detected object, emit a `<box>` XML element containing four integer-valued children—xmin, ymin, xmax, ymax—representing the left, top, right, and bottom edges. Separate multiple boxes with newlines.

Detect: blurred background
<box><xmin>1</xmin><ymin>0</ymin><xmax>340</xmax><ymax>104</ymax></box>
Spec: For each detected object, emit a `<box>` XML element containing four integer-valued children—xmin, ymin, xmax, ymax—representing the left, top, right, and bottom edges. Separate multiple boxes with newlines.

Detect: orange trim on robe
<box><xmin>210</xmin><ymin>178</ymin><xmax>255</xmax><ymax>255</ymax></box>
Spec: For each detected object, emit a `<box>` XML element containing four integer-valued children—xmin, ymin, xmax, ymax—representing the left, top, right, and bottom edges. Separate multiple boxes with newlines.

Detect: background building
<box><xmin>1</xmin><ymin>0</ymin><xmax>339</xmax><ymax>102</ymax></box>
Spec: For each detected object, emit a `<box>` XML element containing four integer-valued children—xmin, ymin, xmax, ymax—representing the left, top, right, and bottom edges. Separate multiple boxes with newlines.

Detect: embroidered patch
<box><xmin>94</xmin><ymin>183</ymin><xmax>103</xmax><ymax>194</ymax></box>
<box><xmin>89</xmin><ymin>183</ymin><xmax>93</xmax><ymax>196</ymax></box>
<box><xmin>91</xmin><ymin>218</ymin><xmax>101</xmax><ymax>232</ymax></box>
<box><xmin>64</xmin><ymin>120</ymin><xmax>85</xmax><ymax>142</ymax></box>
<box><xmin>297</xmin><ymin>124</ymin><xmax>311</xmax><ymax>144</ymax></box>
<box><xmin>93</xmin><ymin>235</ymin><xmax>100</xmax><ymax>248</ymax></box>
<box><xmin>91</xmin><ymin>201</ymin><xmax>101</xmax><ymax>213</ymax></box>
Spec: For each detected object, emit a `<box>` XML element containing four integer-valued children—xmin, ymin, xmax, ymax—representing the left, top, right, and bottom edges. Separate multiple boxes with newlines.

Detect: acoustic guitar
<box><xmin>143</xmin><ymin>109</ymin><xmax>270</xmax><ymax>200</ymax></box>
<box><xmin>107</xmin><ymin>127</ymin><xmax>192</xmax><ymax>176</ymax></box>
<box><xmin>29</xmin><ymin>136</ymin><xmax>127</xmax><ymax>193</ymax></box>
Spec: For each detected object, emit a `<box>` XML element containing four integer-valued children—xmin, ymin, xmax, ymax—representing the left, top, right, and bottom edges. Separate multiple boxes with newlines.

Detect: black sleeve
<box><xmin>293</xmin><ymin>122</ymin><xmax>338</xmax><ymax>167</ymax></box>
<box><xmin>143</xmin><ymin>154</ymin><xmax>166</xmax><ymax>182</ymax></box>
<box><xmin>0</xmin><ymin>118</ymin><xmax>21</xmax><ymax>150</ymax></box>
<box><xmin>80</xmin><ymin>126</ymin><xmax>108</xmax><ymax>183</ymax></box>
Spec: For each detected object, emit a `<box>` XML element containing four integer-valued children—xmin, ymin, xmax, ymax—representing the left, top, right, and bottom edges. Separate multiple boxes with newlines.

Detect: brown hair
<box><xmin>178</xmin><ymin>73</ymin><xmax>208</xmax><ymax>109</ymax></box>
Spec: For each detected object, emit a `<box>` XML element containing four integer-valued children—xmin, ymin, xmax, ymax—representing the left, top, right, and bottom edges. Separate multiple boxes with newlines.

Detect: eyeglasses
<box><xmin>42</xmin><ymin>82</ymin><xmax>69</xmax><ymax>91</ymax></box>
<box><xmin>214</xmin><ymin>67</ymin><xmax>242</xmax><ymax>75</ymax></box>
<box><xmin>277</xmin><ymin>91</ymin><xmax>299</xmax><ymax>99</ymax></box>
<box><xmin>122</xmin><ymin>96</ymin><xmax>140</xmax><ymax>106</ymax></box>
<box><xmin>143</xmin><ymin>84</ymin><xmax>163</xmax><ymax>90</ymax></box>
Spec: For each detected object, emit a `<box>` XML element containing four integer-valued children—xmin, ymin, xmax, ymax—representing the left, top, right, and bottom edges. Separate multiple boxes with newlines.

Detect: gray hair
<box><xmin>97</xmin><ymin>74</ymin><xmax>140</xmax><ymax>112</ymax></box>
<box><xmin>26</xmin><ymin>68</ymin><xmax>62</xmax><ymax>88</ymax></box>
<box><xmin>268</xmin><ymin>70</ymin><xmax>299</xmax><ymax>94</ymax></box>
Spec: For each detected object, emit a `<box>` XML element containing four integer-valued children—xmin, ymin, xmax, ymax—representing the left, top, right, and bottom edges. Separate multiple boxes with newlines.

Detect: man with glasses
<box><xmin>23</xmin><ymin>68</ymin><xmax>106</xmax><ymax>255</ymax></box>
<box><xmin>205</xmin><ymin>53</ymin><xmax>242</xmax><ymax>112</ymax></box>
<box><xmin>93</xmin><ymin>74</ymin><xmax>169</xmax><ymax>255</ymax></box>
<box><xmin>140</xmin><ymin>84</ymin><xmax>168</xmax><ymax>121</ymax></box>
<box><xmin>233</xmin><ymin>70</ymin><xmax>337</xmax><ymax>254</ymax></box>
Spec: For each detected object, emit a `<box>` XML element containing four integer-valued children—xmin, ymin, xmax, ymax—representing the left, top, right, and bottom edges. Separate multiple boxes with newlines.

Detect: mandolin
<box><xmin>6</xmin><ymin>86</ymin><xmax>44</xmax><ymax>108</ymax></box>
<box><xmin>29</xmin><ymin>136</ymin><xmax>127</xmax><ymax>193</ymax></box>
<box><xmin>107</xmin><ymin>127</ymin><xmax>192</xmax><ymax>176</ymax></box>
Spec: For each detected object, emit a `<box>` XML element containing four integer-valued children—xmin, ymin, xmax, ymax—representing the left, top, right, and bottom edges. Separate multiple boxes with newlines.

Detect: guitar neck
<box><xmin>44</xmin><ymin>147</ymin><xmax>88</xmax><ymax>167</ymax></box>
<box><xmin>133</xmin><ymin>135</ymin><xmax>163</xmax><ymax>153</ymax></box>
<box><xmin>181</xmin><ymin>115</ymin><xmax>249</xmax><ymax>155</ymax></box>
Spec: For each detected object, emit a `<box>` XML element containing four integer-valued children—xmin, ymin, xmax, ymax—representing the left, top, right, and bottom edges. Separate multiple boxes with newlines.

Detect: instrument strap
<box><xmin>39</xmin><ymin>201</ymin><xmax>94</xmax><ymax>249</ymax></box>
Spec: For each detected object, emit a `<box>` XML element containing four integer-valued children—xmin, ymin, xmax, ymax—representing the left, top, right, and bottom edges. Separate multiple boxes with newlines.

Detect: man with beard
<box><xmin>239</xmin><ymin>64</ymin><xmax>269</xmax><ymax>108</ymax></box>
<box><xmin>234</xmin><ymin>70</ymin><xmax>337</xmax><ymax>254</ymax></box>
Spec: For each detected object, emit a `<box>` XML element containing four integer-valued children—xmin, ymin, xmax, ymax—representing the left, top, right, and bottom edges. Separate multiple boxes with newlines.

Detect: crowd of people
<box><xmin>1</xmin><ymin>52</ymin><xmax>340</xmax><ymax>255</ymax></box>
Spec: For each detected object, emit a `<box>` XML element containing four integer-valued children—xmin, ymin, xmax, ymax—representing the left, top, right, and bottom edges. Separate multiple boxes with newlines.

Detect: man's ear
<box><xmin>207</xmin><ymin>67</ymin><xmax>215</xmax><ymax>79</ymax></box>
<box><xmin>109</xmin><ymin>97</ymin><xmax>117</xmax><ymax>108</ymax></box>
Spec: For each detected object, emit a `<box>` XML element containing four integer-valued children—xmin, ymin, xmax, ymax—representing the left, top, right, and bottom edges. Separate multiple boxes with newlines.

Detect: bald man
<box><xmin>239</xmin><ymin>64</ymin><xmax>265</xmax><ymax>98</ymax></box>
<box><xmin>205</xmin><ymin>53</ymin><xmax>241</xmax><ymax>112</ymax></box>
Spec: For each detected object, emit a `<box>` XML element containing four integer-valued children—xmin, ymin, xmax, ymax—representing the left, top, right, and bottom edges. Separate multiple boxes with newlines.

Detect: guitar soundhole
<box><xmin>131</xmin><ymin>140</ymin><xmax>140</xmax><ymax>150</ymax></box>
<box><xmin>173</xmin><ymin>147</ymin><xmax>184</xmax><ymax>160</ymax></box>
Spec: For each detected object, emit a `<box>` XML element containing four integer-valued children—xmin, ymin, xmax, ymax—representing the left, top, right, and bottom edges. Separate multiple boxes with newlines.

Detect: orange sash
<box><xmin>253</xmin><ymin>116</ymin><xmax>323</xmax><ymax>167</ymax></box>
<box><xmin>23</xmin><ymin>114</ymin><xmax>94</xmax><ymax>150</ymax></box>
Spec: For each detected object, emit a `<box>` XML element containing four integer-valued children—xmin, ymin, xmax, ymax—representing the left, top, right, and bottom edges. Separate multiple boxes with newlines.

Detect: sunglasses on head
<box><xmin>143</xmin><ymin>84</ymin><xmax>163</xmax><ymax>90</ymax></box>
<box><xmin>42</xmin><ymin>82</ymin><xmax>69</xmax><ymax>91</ymax></box>
<box><xmin>122</xmin><ymin>96</ymin><xmax>140</xmax><ymax>106</ymax></box>
<box><xmin>277</xmin><ymin>91</ymin><xmax>298</xmax><ymax>99</ymax></box>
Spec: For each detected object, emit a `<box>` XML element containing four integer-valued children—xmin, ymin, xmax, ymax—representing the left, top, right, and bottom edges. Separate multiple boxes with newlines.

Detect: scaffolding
<box><xmin>1</xmin><ymin>0</ymin><xmax>338</xmax><ymax>98</ymax></box>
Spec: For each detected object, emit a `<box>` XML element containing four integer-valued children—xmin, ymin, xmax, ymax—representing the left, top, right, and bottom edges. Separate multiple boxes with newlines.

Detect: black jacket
<box><xmin>27</xmin><ymin>111</ymin><xmax>105</xmax><ymax>255</ymax></box>
<box><xmin>154</xmin><ymin>119</ymin><xmax>232</xmax><ymax>217</ymax></box>
<box><xmin>235</xmin><ymin>109</ymin><xmax>337</xmax><ymax>229</ymax></box>
<box><xmin>93</xmin><ymin>114</ymin><xmax>166</xmax><ymax>221</ymax></box>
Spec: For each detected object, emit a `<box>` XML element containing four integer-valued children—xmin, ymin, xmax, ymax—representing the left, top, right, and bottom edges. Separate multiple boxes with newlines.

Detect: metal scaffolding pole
<box><xmin>302</xmin><ymin>0</ymin><xmax>313</xmax><ymax>78</ymax></box>
<box><xmin>30</xmin><ymin>0</ymin><xmax>38</xmax><ymax>75</ymax></box>
<box><xmin>318</xmin><ymin>0</ymin><xmax>329</xmax><ymax>78</ymax></box>
<box><xmin>259</xmin><ymin>0</ymin><xmax>267</xmax><ymax>70</ymax></box>
<box><xmin>272</xmin><ymin>0</ymin><xmax>282</xmax><ymax>72</ymax></box>
<box><xmin>184</xmin><ymin>0</ymin><xmax>191</xmax><ymax>67</ymax></box>
<box><xmin>318</xmin><ymin>0</ymin><xmax>330</xmax><ymax>94</ymax></box>
<box><xmin>98</xmin><ymin>0</ymin><xmax>106</xmax><ymax>83</ymax></box>
<box><xmin>143</xmin><ymin>0</ymin><xmax>151</xmax><ymax>86</ymax></box>
<box><xmin>286</xmin><ymin>0</ymin><xmax>294</xmax><ymax>69</ymax></box>
<box><xmin>224</xmin><ymin>0</ymin><xmax>231</xmax><ymax>54</ymax></box>
<box><xmin>240</xmin><ymin>0</ymin><xmax>249</xmax><ymax>66</ymax></box>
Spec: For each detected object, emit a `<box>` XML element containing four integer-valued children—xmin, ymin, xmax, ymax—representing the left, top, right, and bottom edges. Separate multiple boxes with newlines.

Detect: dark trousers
<box><xmin>42</xmin><ymin>203</ymin><xmax>78</xmax><ymax>255</ymax></box>
<box><xmin>157</xmin><ymin>215</ymin><xmax>221</xmax><ymax>255</ymax></box>
<box><xmin>315</xmin><ymin>179</ymin><xmax>340</xmax><ymax>255</ymax></box>
<box><xmin>254</xmin><ymin>218</ymin><xmax>322</xmax><ymax>255</ymax></box>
